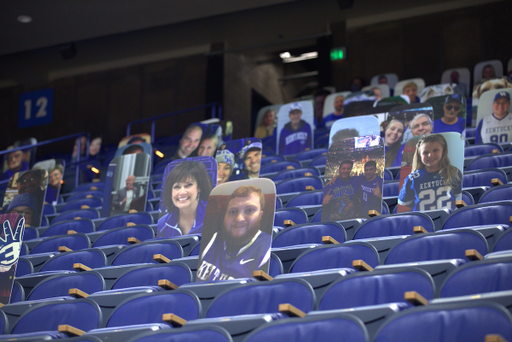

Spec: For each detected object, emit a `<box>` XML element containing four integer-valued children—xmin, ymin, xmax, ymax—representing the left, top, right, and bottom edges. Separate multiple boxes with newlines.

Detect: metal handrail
<box><xmin>126</xmin><ymin>103</ymin><xmax>222</xmax><ymax>143</ymax></box>
<box><xmin>0</xmin><ymin>132</ymin><xmax>90</xmax><ymax>189</ymax></box>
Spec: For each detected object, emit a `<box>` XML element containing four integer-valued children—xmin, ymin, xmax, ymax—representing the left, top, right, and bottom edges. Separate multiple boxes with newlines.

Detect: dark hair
<box><xmin>365</xmin><ymin>160</ymin><xmax>376</xmax><ymax>169</ymax></box>
<box><xmin>122</xmin><ymin>144</ymin><xmax>144</xmax><ymax>155</ymax></box>
<box><xmin>340</xmin><ymin>160</ymin><xmax>354</xmax><ymax>168</ymax></box>
<box><xmin>163</xmin><ymin>161</ymin><xmax>213</xmax><ymax>211</ymax></box>
<box><xmin>228</xmin><ymin>185</ymin><xmax>265</xmax><ymax>209</ymax></box>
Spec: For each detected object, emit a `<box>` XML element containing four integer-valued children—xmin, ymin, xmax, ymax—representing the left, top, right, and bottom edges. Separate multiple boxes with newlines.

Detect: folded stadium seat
<box><xmin>50</xmin><ymin>208</ymin><xmax>101</xmax><ymax>225</ymax></box>
<box><xmin>110</xmin><ymin>262</ymin><xmax>192</xmax><ymax>290</ymax></box>
<box><xmin>58</xmin><ymin>197</ymin><xmax>103</xmax><ymax>213</ymax></box>
<box><xmin>375</xmin><ymin>301</ymin><xmax>512</xmax><ymax>342</ymax></box>
<box><xmin>10</xmin><ymin>281</ymin><xmax>25</xmax><ymax>303</ymax></box>
<box><xmin>42</xmin><ymin>203</ymin><xmax>55</xmax><ymax>216</ymax></box>
<box><xmin>479</xmin><ymin>184</ymin><xmax>512</xmax><ymax>204</ymax></box>
<box><xmin>314</xmin><ymin>134</ymin><xmax>329</xmax><ymax>149</ymax></box>
<box><xmin>242</xmin><ymin>312</ymin><xmax>368</xmax><ymax>342</ymax></box>
<box><xmin>289</xmin><ymin>242</ymin><xmax>379</xmax><ymax>273</ymax></box>
<box><xmin>26</xmin><ymin>271</ymin><xmax>105</xmax><ymax>301</ymax></box>
<box><xmin>84</xmin><ymin>290</ymin><xmax>201</xmax><ymax>342</ymax></box>
<box><xmin>272</xmin><ymin>167</ymin><xmax>321</xmax><ymax>182</ymax></box>
<box><xmin>285</xmin><ymin>190</ymin><xmax>323</xmax><ymax>208</ymax></box>
<box><xmin>352</xmin><ymin>212</ymin><xmax>435</xmax><ymax>240</ymax></box>
<box><xmin>188</xmin><ymin>241</ymin><xmax>201</xmax><ymax>256</ymax></box>
<box><xmin>465</xmin><ymin>143</ymin><xmax>504</xmax><ymax>158</ymax></box>
<box><xmin>269</xmin><ymin>253</ymin><xmax>284</xmax><ymax>277</ymax></box>
<box><xmin>383</xmin><ymin>169</ymin><xmax>393</xmax><ymax>181</ymax></box>
<box><xmin>39</xmin><ymin>248</ymin><xmax>108</xmax><ymax>273</ymax></box>
<box><xmin>96</xmin><ymin>212</ymin><xmax>154</xmax><ymax>232</ymax></box>
<box><xmin>16</xmin><ymin>251</ymin><xmax>59</xmax><ymax>277</ymax></box>
<box><xmin>23</xmin><ymin>226</ymin><xmax>39</xmax><ymax>241</ymax></box>
<box><xmin>69</xmin><ymin>182</ymin><xmax>105</xmax><ymax>193</ymax></box>
<box><xmin>65</xmin><ymin>190</ymin><xmax>105</xmax><ymax>203</ymax></box>
<box><xmin>275</xmin><ymin>176</ymin><xmax>323</xmax><ymax>195</ymax></box>
<box><xmin>260</xmin><ymin>155</ymin><xmax>285</xmax><ymax>167</ymax></box>
<box><xmin>29</xmin><ymin>233</ymin><xmax>91</xmax><ymax>255</ymax></box>
<box><xmin>275</xmin><ymin>196</ymin><xmax>282</xmax><ymax>210</ymax></box>
<box><xmin>259</xmin><ymin>160</ymin><xmax>302</xmax><ymax>176</ymax></box>
<box><xmin>466</xmin><ymin>152</ymin><xmax>512</xmax><ymax>175</ymax></box>
<box><xmin>382</xmin><ymin>180</ymin><xmax>399</xmax><ymax>197</ymax></box>
<box><xmin>308</xmin><ymin>155</ymin><xmax>327</xmax><ymax>174</ymax></box>
<box><xmin>274</xmin><ymin>208</ymin><xmax>309</xmax><ymax>228</ymax></box>
<box><xmin>40</xmin><ymin>218</ymin><xmax>95</xmax><ymax>238</ymax></box>
<box><xmin>39</xmin><ymin>215</ymin><xmax>49</xmax><ymax>227</ymax></box>
<box><xmin>438</xmin><ymin>254</ymin><xmax>512</xmax><ymax>298</ymax></box>
<box><xmin>294</xmin><ymin>148</ymin><xmax>328</xmax><ymax>166</ymax></box>
<box><xmin>462</xmin><ymin>190</ymin><xmax>475</xmax><ymax>206</ymax></box>
<box><xmin>91</xmin><ymin>225</ymin><xmax>155</xmax><ymax>248</ymax></box>
<box><xmin>493</xmin><ymin>229</ymin><xmax>512</xmax><ymax>252</ymax></box>
<box><xmin>442</xmin><ymin>202</ymin><xmax>512</xmax><ymax>230</ymax></box>
<box><xmin>272</xmin><ymin>244</ymin><xmax>320</xmax><ymax>273</ymax></box>
<box><xmin>272</xmin><ymin>221</ymin><xmax>347</xmax><ymax>248</ymax></box>
<box><xmin>123</xmin><ymin>324</ymin><xmax>233</xmax><ymax>342</ymax></box>
<box><xmin>110</xmin><ymin>240</ymin><xmax>183</xmax><ymax>266</ymax></box>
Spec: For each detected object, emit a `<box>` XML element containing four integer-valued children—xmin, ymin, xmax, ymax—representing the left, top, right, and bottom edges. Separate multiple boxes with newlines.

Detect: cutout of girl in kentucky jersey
<box><xmin>276</xmin><ymin>101</ymin><xmax>314</xmax><ymax>155</ymax></box>
<box><xmin>157</xmin><ymin>157</ymin><xmax>216</xmax><ymax>238</ymax></box>
<box><xmin>397</xmin><ymin>133</ymin><xmax>463</xmax><ymax>213</ymax></box>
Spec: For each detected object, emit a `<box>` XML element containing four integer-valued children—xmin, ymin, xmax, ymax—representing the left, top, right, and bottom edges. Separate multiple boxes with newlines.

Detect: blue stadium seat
<box><xmin>260</xmin><ymin>161</ymin><xmax>302</xmax><ymax>175</ymax></box>
<box><xmin>461</xmin><ymin>190</ymin><xmax>475</xmax><ymax>205</ymax></box>
<box><xmin>352</xmin><ymin>212</ymin><xmax>435</xmax><ymax>240</ymax></box>
<box><xmin>286</xmin><ymin>190</ymin><xmax>323</xmax><ymax>208</ymax></box>
<box><xmin>275</xmin><ymin>176</ymin><xmax>323</xmax><ymax>194</ymax></box>
<box><xmin>111</xmin><ymin>240</ymin><xmax>183</xmax><ymax>266</ymax></box>
<box><xmin>10</xmin><ymin>281</ymin><xmax>25</xmax><ymax>303</ymax></box>
<box><xmin>92</xmin><ymin>225</ymin><xmax>155</xmax><ymax>247</ymax></box>
<box><xmin>294</xmin><ymin>148</ymin><xmax>328</xmax><ymax>163</ymax></box>
<box><xmin>383</xmin><ymin>180</ymin><xmax>399</xmax><ymax>197</ymax></box>
<box><xmin>27</xmin><ymin>271</ymin><xmax>105</xmax><ymax>301</ymax></box>
<box><xmin>111</xmin><ymin>262</ymin><xmax>192</xmax><ymax>290</ymax></box>
<box><xmin>65</xmin><ymin>190</ymin><xmax>105</xmax><ymax>203</ymax></box>
<box><xmin>51</xmin><ymin>208</ymin><xmax>101</xmax><ymax>225</ymax></box>
<box><xmin>96</xmin><ymin>212</ymin><xmax>154</xmax><ymax>231</ymax></box>
<box><xmin>442</xmin><ymin>203</ymin><xmax>512</xmax><ymax>230</ymax></box>
<box><xmin>58</xmin><ymin>197</ymin><xmax>103</xmax><ymax>213</ymax></box>
<box><xmin>479</xmin><ymin>184</ymin><xmax>512</xmax><ymax>204</ymax></box>
<box><xmin>71</xmin><ymin>182</ymin><xmax>105</xmax><ymax>193</ymax></box>
<box><xmin>465</xmin><ymin>143</ymin><xmax>504</xmax><ymax>158</ymax></box>
<box><xmin>272</xmin><ymin>221</ymin><xmax>346</xmax><ymax>248</ymax></box>
<box><xmin>30</xmin><ymin>233</ymin><xmax>91</xmax><ymax>254</ymax></box>
<box><xmin>260</xmin><ymin>155</ymin><xmax>285</xmax><ymax>166</ymax></box>
<box><xmin>41</xmin><ymin>218</ymin><xmax>95</xmax><ymax>237</ymax></box>
<box><xmin>123</xmin><ymin>325</ymin><xmax>233</xmax><ymax>342</ymax></box>
<box><xmin>463</xmin><ymin>168</ymin><xmax>508</xmax><ymax>188</ymax></box>
<box><xmin>272</xmin><ymin>167</ymin><xmax>321</xmax><ymax>182</ymax></box>
<box><xmin>309</xmin><ymin>155</ymin><xmax>327</xmax><ymax>169</ymax></box>
<box><xmin>383</xmin><ymin>169</ymin><xmax>393</xmax><ymax>181</ymax></box>
<box><xmin>39</xmin><ymin>249</ymin><xmax>108</xmax><ymax>272</ymax></box>
<box><xmin>493</xmin><ymin>229</ymin><xmax>512</xmax><ymax>252</ymax></box>
<box><xmin>466</xmin><ymin>152</ymin><xmax>512</xmax><ymax>172</ymax></box>
<box><xmin>274</xmin><ymin>208</ymin><xmax>309</xmax><ymax>227</ymax></box>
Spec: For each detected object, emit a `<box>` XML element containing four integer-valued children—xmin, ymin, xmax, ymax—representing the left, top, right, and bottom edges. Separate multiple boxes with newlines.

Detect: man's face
<box><xmin>364</xmin><ymin>165</ymin><xmax>376</xmax><ymax>180</ymax></box>
<box><xmin>289</xmin><ymin>110</ymin><xmax>302</xmax><ymax>125</ymax></box>
<box><xmin>223</xmin><ymin>193</ymin><xmax>263</xmax><ymax>246</ymax></box>
<box><xmin>483</xmin><ymin>66</ymin><xmax>494</xmax><ymax>79</ymax></box>
<box><xmin>7</xmin><ymin>151</ymin><xmax>23</xmax><ymax>170</ymax></box>
<box><xmin>493</xmin><ymin>98</ymin><xmax>511</xmax><ymax>118</ymax></box>
<box><xmin>244</xmin><ymin>150</ymin><xmax>261</xmax><ymax>175</ymax></box>
<box><xmin>411</xmin><ymin>116</ymin><xmax>432</xmax><ymax>137</ymax></box>
<box><xmin>263</xmin><ymin>111</ymin><xmax>274</xmax><ymax>126</ymax></box>
<box><xmin>334</xmin><ymin>96</ymin><xmax>344</xmax><ymax>112</ymax></box>
<box><xmin>18</xmin><ymin>172</ymin><xmax>41</xmax><ymax>194</ymax></box>
<box><xmin>179</xmin><ymin>128</ymin><xmax>202</xmax><ymax>157</ymax></box>
<box><xmin>443</xmin><ymin>101</ymin><xmax>462</xmax><ymax>120</ymax></box>
<box><xmin>403</xmin><ymin>86</ymin><xmax>417</xmax><ymax>103</ymax></box>
<box><xmin>198</xmin><ymin>139</ymin><xmax>216</xmax><ymax>157</ymax></box>
<box><xmin>7</xmin><ymin>206</ymin><xmax>34</xmax><ymax>226</ymax></box>
<box><xmin>339</xmin><ymin>163</ymin><xmax>352</xmax><ymax>179</ymax></box>
<box><xmin>126</xmin><ymin>176</ymin><xmax>135</xmax><ymax>188</ymax></box>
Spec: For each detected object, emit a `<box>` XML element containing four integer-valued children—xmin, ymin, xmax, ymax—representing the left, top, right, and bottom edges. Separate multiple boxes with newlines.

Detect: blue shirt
<box><xmin>322</xmin><ymin>176</ymin><xmax>359</xmax><ymax>221</ymax></box>
<box><xmin>157</xmin><ymin>199</ymin><xmax>207</xmax><ymax>238</ymax></box>
<box><xmin>279</xmin><ymin>120</ymin><xmax>312</xmax><ymax>155</ymax></box>
<box><xmin>433</xmin><ymin>117</ymin><xmax>466</xmax><ymax>135</ymax></box>
<box><xmin>385</xmin><ymin>144</ymin><xmax>405</xmax><ymax>168</ymax></box>
<box><xmin>319</xmin><ymin>113</ymin><xmax>343</xmax><ymax>129</ymax></box>
<box><xmin>357</xmin><ymin>175</ymin><xmax>383</xmax><ymax>216</ymax></box>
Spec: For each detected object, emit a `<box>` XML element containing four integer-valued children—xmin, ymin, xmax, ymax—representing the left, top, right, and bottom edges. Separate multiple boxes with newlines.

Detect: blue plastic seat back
<box><xmin>10</xmin><ymin>281</ymin><xmax>25</xmax><ymax>303</ymax></box>
<box><xmin>439</xmin><ymin>258</ymin><xmax>512</xmax><ymax>297</ymax></box>
<box><xmin>31</xmin><ymin>234</ymin><xmax>91</xmax><ymax>254</ymax></box>
<box><xmin>383</xmin><ymin>181</ymin><xmax>400</xmax><ymax>197</ymax></box>
<box><xmin>311</xmin><ymin>208</ymin><xmax>322</xmax><ymax>222</ymax></box>
<box><xmin>71</xmin><ymin>182</ymin><xmax>105</xmax><ymax>193</ymax></box>
<box><xmin>106</xmin><ymin>291</ymin><xmax>200</xmax><ymax>327</ymax></box>
<box><xmin>276</xmin><ymin>176</ymin><xmax>323</xmax><ymax>194</ymax></box>
<box><xmin>463</xmin><ymin>169</ymin><xmax>508</xmax><ymax>188</ymax></box>
<box><xmin>97</xmin><ymin>212</ymin><xmax>153</xmax><ymax>231</ymax></box>
<box><xmin>261</xmin><ymin>155</ymin><xmax>285</xmax><ymax>166</ymax></box>
<box><xmin>319</xmin><ymin>269</ymin><xmax>434</xmax><ymax>310</ymax></box>
<box><xmin>23</xmin><ymin>227</ymin><xmax>39</xmax><ymax>241</ymax></box>
<box><xmin>112</xmin><ymin>263</ymin><xmax>192</xmax><ymax>289</ymax></box>
<box><xmin>40</xmin><ymin>249</ymin><xmax>107</xmax><ymax>272</ymax></box>
<box><xmin>243</xmin><ymin>313</ymin><xmax>368</xmax><ymax>342</ymax></box>
<box><xmin>59</xmin><ymin>197</ymin><xmax>103</xmax><ymax>213</ymax></box>
<box><xmin>274</xmin><ymin>208</ymin><xmax>309</xmax><ymax>227</ymax></box>
<box><xmin>12</xmin><ymin>299</ymin><xmax>102</xmax><ymax>334</ymax></box>
<box><xmin>206</xmin><ymin>279</ymin><xmax>315</xmax><ymax>318</ymax></box>
<box><xmin>260</xmin><ymin>161</ymin><xmax>302</xmax><ymax>174</ymax></box>
<box><xmin>16</xmin><ymin>258</ymin><xmax>33</xmax><ymax>277</ymax></box>
<box><xmin>354</xmin><ymin>213</ymin><xmax>434</xmax><ymax>239</ymax></box>
<box><xmin>43</xmin><ymin>203</ymin><xmax>55</xmax><ymax>216</ymax></box>
<box><xmin>442</xmin><ymin>203</ymin><xmax>512</xmax><ymax>230</ymax></box>
<box><xmin>479</xmin><ymin>184</ymin><xmax>512</xmax><ymax>204</ymax></box>
<box><xmin>290</xmin><ymin>243</ymin><xmax>379</xmax><ymax>273</ymax></box>
<box><xmin>51</xmin><ymin>209</ymin><xmax>100</xmax><ymax>225</ymax></box>
<box><xmin>272</xmin><ymin>222</ymin><xmax>347</xmax><ymax>248</ymax></box>
<box><xmin>385</xmin><ymin>231</ymin><xmax>488</xmax><ymax>265</ymax></box>
<box><xmin>309</xmin><ymin>155</ymin><xmax>327</xmax><ymax>168</ymax></box>
<box><xmin>466</xmin><ymin>152</ymin><xmax>512</xmax><ymax>171</ymax></box>
<box><xmin>66</xmin><ymin>190</ymin><xmax>105</xmax><ymax>203</ymax></box>
<box><xmin>286</xmin><ymin>190</ymin><xmax>323</xmax><ymax>207</ymax></box>
<box><xmin>461</xmin><ymin>191</ymin><xmax>475</xmax><ymax>205</ymax></box>
<box><xmin>272</xmin><ymin>168</ymin><xmax>320</xmax><ymax>182</ymax></box>
<box><xmin>294</xmin><ymin>149</ymin><xmax>328</xmax><ymax>162</ymax></box>
<box><xmin>269</xmin><ymin>253</ymin><xmax>283</xmax><ymax>277</ymax></box>
<box><xmin>494</xmin><ymin>229</ymin><xmax>512</xmax><ymax>252</ymax></box>
<box><xmin>28</xmin><ymin>272</ymin><xmax>105</xmax><ymax>301</ymax></box>
<box><xmin>464</xmin><ymin>143</ymin><xmax>503</xmax><ymax>158</ymax></box>
<box><xmin>128</xmin><ymin>325</ymin><xmax>233</xmax><ymax>342</ymax></box>
<box><xmin>383</xmin><ymin>169</ymin><xmax>394</xmax><ymax>181</ymax></box>
<box><xmin>112</xmin><ymin>241</ymin><xmax>183</xmax><ymax>266</ymax></box>
<box><xmin>373</xmin><ymin>302</ymin><xmax>512</xmax><ymax>342</ymax></box>
<box><xmin>42</xmin><ymin>219</ymin><xmax>95</xmax><ymax>237</ymax></box>
<box><xmin>93</xmin><ymin>226</ymin><xmax>155</xmax><ymax>247</ymax></box>
<box><xmin>188</xmin><ymin>242</ymin><xmax>201</xmax><ymax>256</ymax></box>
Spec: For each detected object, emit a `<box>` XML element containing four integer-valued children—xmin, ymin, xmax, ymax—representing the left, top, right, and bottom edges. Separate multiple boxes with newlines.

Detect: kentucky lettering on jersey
<box><xmin>285</xmin><ymin>132</ymin><xmax>308</xmax><ymax>145</ymax></box>
<box><xmin>279</xmin><ymin>120</ymin><xmax>312</xmax><ymax>155</ymax></box>
<box><xmin>476</xmin><ymin>112</ymin><xmax>512</xmax><ymax>144</ymax></box>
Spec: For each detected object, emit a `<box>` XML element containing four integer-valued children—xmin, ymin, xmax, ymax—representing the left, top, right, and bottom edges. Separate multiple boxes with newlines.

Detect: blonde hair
<box><xmin>403</xmin><ymin>82</ymin><xmax>417</xmax><ymax>91</ymax></box>
<box><xmin>412</xmin><ymin>134</ymin><xmax>460</xmax><ymax>188</ymax></box>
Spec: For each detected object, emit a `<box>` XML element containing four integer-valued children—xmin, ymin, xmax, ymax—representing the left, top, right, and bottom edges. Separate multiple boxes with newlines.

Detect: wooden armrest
<box><xmin>322</xmin><ymin>236</ymin><xmax>339</xmax><ymax>244</ymax></box>
<box><xmin>85</xmin><ymin>195</ymin><xmax>93</xmax><ymax>199</ymax></box>
<box><xmin>304</xmin><ymin>172</ymin><xmax>313</xmax><ymax>177</ymax></box>
<box><xmin>305</xmin><ymin>185</ymin><xmax>315</xmax><ymax>191</ymax></box>
<box><xmin>69</xmin><ymin>288</ymin><xmax>89</xmax><ymax>298</ymax></box>
<box><xmin>253</xmin><ymin>270</ymin><xmax>273</xmax><ymax>281</ymax></box>
<box><xmin>73</xmin><ymin>263</ymin><xmax>91</xmax><ymax>272</ymax></box>
<box><xmin>404</xmin><ymin>291</ymin><xmax>428</xmax><ymax>306</ymax></box>
<box><xmin>74</xmin><ymin>217</ymin><xmax>82</xmax><ymax>220</ymax></box>
<box><xmin>58</xmin><ymin>325</ymin><xmax>85</xmax><ymax>337</ymax></box>
<box><xmin>413</xmin><ymin>226</ymin><xmax>428</xmax><ymax>234</ymax></box>
<box><xmin>283</xmin><ymin>220</ymin><xmax>295</xmax><ymax>227</ymax></box>
<box><xmin>491</xmin><ymin>178</ymin><xmax>504</xmax><ymax>186</ymax></box>
<box><xmin>279</xmin><ymin>303</ymin><xmax>306</xmax><ymax>318</ymax></box>
<box><xmin>158</xmin><ymin>279</ymin><xmax>178</xmax><ymax>290</ymax></box>
<box><xmin>0</xmin><ymin>303</ymin><xmax>4</xmax><ymax>308</ymax></box>
<box><xmin>90</xmin><ymin>186</ymin><xmax>98</xmax><ymax>190</ymax></box>
<box><xmin>455</xmin><ymin>200</ymin><xmax>466</xmax><ymax>208</ymax></box>
<box><xmin>271</xmin><ymin>159</ymin><xmax>277</xmax><ymax>163</ymax></box>
<box><xmin>127</xmin><ymin>237</ymin><xmax>141</xmax><ymax>244</ymax></box>
<box><xmin>492</xmin><ymin>149</ymin><xmax>501</xmax><ymax>154</ymax></box>
<box><xmin>59</xmin><ymin>246</ymin><xmax>72</xmax><ymax>252</ymax></box>
<box><xmin>92</xmin><ymin>179</ymin><xmax>100</xmax><ymax>183</ymax></box>
<box><xmin>305</xmin><ymin>148</ymin><xmax>310</xmax><ymax>151</ymax></box>
<box><xmin>486</xmin><ymin>335</ymin><xmax>509</xmax><ymax>342</ymax></box>
<box><xmin>286</xmin><ymin>166</ymin><xmax>295</xmax><ymax>170</ymax></box>
<box><xmin>80</xmin><ymin>205</ymin><xmax>90</xmax><ymax>209</ymax></box>
<box><xmin>154</xmin><ymin>254</ymin><xmax>171</xmax><ymax>263</ymax></box>
<box><xmin>368</xmin><ymin>210</ymin><xmax>379</xmax><ymax>217</ymax></box>
<box><xmin>129</xmin><ymin>209</ymin><xmax>138</xmax><ymax>213</ymax></box>
<box><xmin>353</xmin><ymin>260</ymin><xmax>373</xmax><ymax>272</ymax></box>
<box><xmin>67</xmin><ymin>230</ymin><xmax>77</xmax><ymax>235</ymax></box>
<box><xmin>466</xmin><ymin>249</ymin><xmax>483</xmax><ymax>261</ymax></box>
<box><xmin>162</xmin><ymin>313</ymin><xmax>187</xmax><ymax>327</ymax></box>
<box><xmin>126</xmin><ymin>222</ymin><xmax>136</xmax><ymax>226</ymax></box>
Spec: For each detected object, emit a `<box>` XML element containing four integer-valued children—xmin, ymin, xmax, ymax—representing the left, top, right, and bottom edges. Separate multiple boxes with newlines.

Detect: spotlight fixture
<box><xmin>17</xmin><ymin>15</ymin><xmax>32</xmax><ymax>23</ymax></box>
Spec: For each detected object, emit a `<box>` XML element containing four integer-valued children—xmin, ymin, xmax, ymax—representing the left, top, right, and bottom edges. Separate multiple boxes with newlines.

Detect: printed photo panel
<box><xmin>397</xmin><ymin>132</ymin><xmax>464</xmax><ymax>213</ymax></box>
<box><xmin>362</xmin><ymin>84</ymin><xmax>390</xmax><ymax>101</ymax></box>
<box><xmin>342</xmin><ymin>91</ymin><xmax>377</xmax><ymax>118</ymax></box>
<box><xmin>115</xmin><ymin>142</ymin><xmax>152</xmax><ymax>158</ymax></box>
<box><xmin>105</xmin><ymin>153</ymin><xmax>151</xmax><ymax>217</ymax></box>
<box><xmin>475</xmin><ymin>88</ymin><xmax>512</xmax><ymax>144</ymax></box>
<box><xmin>420</xmin><ymin>84</ymin><xmax>457</xmax><ymax>103</ymax></box>
<box><xmin>321</xmin><ymin>136</ymin><xmax>384</xmax><ymax>221</ymax></box>
<box><xmin>218</xmin><ymin>138</ymin><xmax>262</xmax><ymax>183</ymax></box>
<box><xmin>156</xmin><ymin>156</ymin><xmax>217</xmax><ymax>238</ymax></box>
<box><xmin>370</xmin><ymin>73</ymin><xmax>399</xmax><ymax>89</ymax></box>
<box><xmin>33</xmin><ymin>159</ymin><xmax>65</xmax><ymax>205</ymax></box>
<box><xmin>254</xmin><ymin>105</ymin><xmax>281</xmax><ymax>139</ymax></box>
<box><xmin>426</xmin><ymin>94</ymin><xmax>467</xmax><ymax>136</ymax></box>
<box><xmin>276</xmin><ymin>101</ymin><xmax>314</xmax><ymax>155</ymax></box>
<box><xmin>473</xmin><ymin>60</ymin><xmax>504</xmax><ymax>86</ymax></box>
<box><xmin>441</xmin><ymin>68</ymin><xmax>471</xmax><ymax>97</ymax></box>
<box><xmin>1</xmin><ymin>169</ymin><xmax>47</xmax><ymax>228</ymax></box>
<box><xmin>1</xmin><ymin>146</ymin><xmax>32</xmax><ymax>183</ymax></box>
<box><xmin>321</xmin><ymin>92</ymin><xmax>351</xmax><ymax>129</ymax></box>
<box><xmin>329</xmin><ymin>116</ymin><xmax>380</xmax><ymax>148</ymax></box>
<box><xmin>394</xmin><ymin>78</ymin><xmax>426</xmax><ymax>102</ymax></box>
<box><xmin>196</xmin><ymin>178</ymin><xmax>275</xmax><ymax>282</ymax></box>
<box><xmin>0</xmin><ymin>213</ymin><xmax>25</xmax><ymax>305</ymax></box>
<box><xmin>220</xmin><ymin>120</ymin><xmax>234</xmax><ymax>143</ymax></box>
<box><xmin>118</xmin><ymin>134</ymin><xmax>151</xmax><ymax>148</ymax></box>
<box><xmin>375</xmin><ymin>96</ymin><xmax>409</xmax><ymax>107</ymax></box>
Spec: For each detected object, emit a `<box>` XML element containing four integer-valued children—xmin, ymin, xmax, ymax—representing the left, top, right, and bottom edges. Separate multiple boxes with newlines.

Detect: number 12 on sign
<box><xmin>18</xmin><ymin>88</ymin><xmax>54</xmax><ymax>129</ymax></box>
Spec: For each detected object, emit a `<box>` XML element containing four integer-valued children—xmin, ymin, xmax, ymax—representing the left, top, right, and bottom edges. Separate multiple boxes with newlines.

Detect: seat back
<box><xmin>51</xmin><ymin>208</ymin><xmax>100</xmax><ymax>225</ymax></box>
<box><xmin>97</xmin><ymin>212</ymin><xmax>153</xmax><ymax>231</ymax></box>
<box><xmin>286</xmin><ymin>190</ymin><xmax>323</xmax><ymax>207</ymax></box>
<box><xmin>125</xmin><ymin>325</ymin><xmax>233</xmax><ymax>342</ymax></box>
<box><xmin>30</xmin><ymin>233</ymin><xmax>91</xmax><ymax>254</ymax></box>
<box><xmin>309</xmin><ymin>155</ymin><xmax>327</xmax><ymax>168</ymax></box>
<box><xmin>93</xmin><ymin>225</ymin><xmax>155</xmax><ymax>247</ymax></box>
<box><xmin>494</xmin><ymin>229</ymin><xmax>512</xmax><ymax>252</ymax></box>
<box><xmin>276</xmin><ymin>176</ymin><xmax>323</xmax><ymax>194</ymax></box>
<box><xmin>112</xmin><ymin>262</ymin><xmax>192</xmax><ymax>289</ymax></box>
<box><xmin>353</xmin><ymin>213</ymin><xmax>435</xmax><ymax>239</ymax></box>
<box><xmin>272</xmin><ymin>222</ymin><xmax>347</xmax><ymax>248</ymax></box>
<box><xmin>479</xmin><ymin>184</ymin><xmax>512</xmax><ymax>204</ymax></box>
<box><xmin>59</xmin><ymin>197</ymin><xmax>103</xmax><ymax>213</ymax></box>
<box><xmin>466</xmin><ymin>152</ymin><xmax>512</xmax><ymax>171</ymax></box>
<box><xmin>66</xmin><ymin>190</ymin><xmax>105</xmax><ymax>203</ymax></box>
<box><xmin>274</xmin><ymin>208</ymin><xmax>309</xmax><ymax>227</ymax></box>
<box><xmin>111</xmin><ymin>241</ymin><xmax>183</xmax><ymax>266</ymax></box>
<box><xmin>442</xmin><ymin>203</ymin><xmax>512</xmax><ymax>230</ymax></box>
<box><xmin>260</xmin><ymin>161</ymin><xmax>302</xmax><ymax>175</ymax></box>
<box><xmin>465</xmin><ymin>144</ymin><xmax>504</xmax><ymax>158</ymax></box>
<box><xmin>261</xmin><ymin>155</ymin><xmax>285</xmax><ymax>166</ymax></box>
<box><xmin>272</xmin><ymin>167</ymin><xmax>321</xmax><ymax>182</ymax></box>
<box><xmin>42</xmin><ymin>219</ymin><xmax>95</xmax><ymax>237</ymax></box>
<box><xmin>294</xmin><ymin>148</ymin><xmax>328</xmax><ymax>162</ymax></box>
<box><xmin>40</xmin><ymin>249</ymin><xmax>108</xmax><ymax>272</ymax></box>
<box><xmin>383</xmin><ymin>180</ymin><xmax>400</xmax><ymax>197</ymax></box>
<box><xmin>28</xmin><ymin>271</ymin><xmax>105</xmax><ymax>301</ymax></box>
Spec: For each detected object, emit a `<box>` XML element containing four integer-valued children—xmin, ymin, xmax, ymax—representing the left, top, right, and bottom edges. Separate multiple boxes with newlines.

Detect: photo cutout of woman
<box><xmin>216</xmin><ymin>149</ymin><xmax>234</xmax><ymax>185</ymax></box>
<box><xmin>384</xmin><ymin>119</ymin><xmax>405</xmax><ymax>168</ymax></box>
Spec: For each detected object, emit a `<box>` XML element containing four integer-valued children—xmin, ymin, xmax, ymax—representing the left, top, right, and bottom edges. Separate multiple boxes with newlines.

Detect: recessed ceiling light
<box><xmin>17</xmin><ymin>15</ymin><xmax>32</xmax><ymax>23</ymax></box>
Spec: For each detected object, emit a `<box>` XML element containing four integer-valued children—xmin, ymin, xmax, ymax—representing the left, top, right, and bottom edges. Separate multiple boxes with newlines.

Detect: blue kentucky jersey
<box><xmin>279</xmin><ymin>120</ymin><xmax>312</xmax><ymax>155</ymax></box>
<box><xmin>358</xmin><ymin>175</ymin><xmax>383</xmax><ymax>215</ymax></box>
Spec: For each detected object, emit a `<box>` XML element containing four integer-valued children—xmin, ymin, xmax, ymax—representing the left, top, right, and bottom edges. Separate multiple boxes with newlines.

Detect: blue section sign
<box><xmin>18</xmin><ymin>88</ymin><xmax>54</xmax><ymax>129</ymax></box>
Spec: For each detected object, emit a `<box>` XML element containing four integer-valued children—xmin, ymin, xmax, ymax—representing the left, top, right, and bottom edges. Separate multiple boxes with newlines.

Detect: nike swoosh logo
<box><xmin>240</xmin><ymin>258</ymin><xmax>254</xmax><ymax>265</ymax></box>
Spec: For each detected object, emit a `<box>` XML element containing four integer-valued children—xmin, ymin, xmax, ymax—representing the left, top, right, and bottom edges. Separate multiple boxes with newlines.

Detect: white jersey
<box><xmin>479</xmin><ymin>112</ymin><xmax>512</xmax><ymax>144</ymax></box>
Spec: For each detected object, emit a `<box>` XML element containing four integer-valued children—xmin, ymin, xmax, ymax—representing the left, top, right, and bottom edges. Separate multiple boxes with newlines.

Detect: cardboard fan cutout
<box><xmin>329</xmin><ymin>116</ymin><xmax>380</xmax><ymax>148</ymax></box>
<box><xmin>33</xmin><ymin>159</ymin><xmax>65</xmax><ymax>205</ymax></box>
<box><xmin>0</xmin><ymin>214</ymin><xmax>24</xmax><ymax>304</ymax></box>
<box><xmin>218</xmin><ymin>138</ymin><xmax>262</xmax><ymax>183</ymax></box>
<box><xmin>276</xmin><ymin>101</ymin><xmax>314</xmax><ymax>155</ymax></box>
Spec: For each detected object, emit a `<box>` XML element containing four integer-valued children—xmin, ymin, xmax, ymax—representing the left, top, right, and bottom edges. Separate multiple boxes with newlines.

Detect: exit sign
<box><xmin>330</xmin><ymin>47</ymin><xmax>346</xmax><ymax>61</ymax></box>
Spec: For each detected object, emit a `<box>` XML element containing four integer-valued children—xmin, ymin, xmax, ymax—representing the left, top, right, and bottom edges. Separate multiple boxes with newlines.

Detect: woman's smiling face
<box><xmin>385</xmin><ymin>121</ymin><xmax>404</xmax><ymax>146</ymax></box>
<box><xmin>172</xmin><ymin>177</ymin><xmax>199</xmax><ymax>210</ymax></box>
